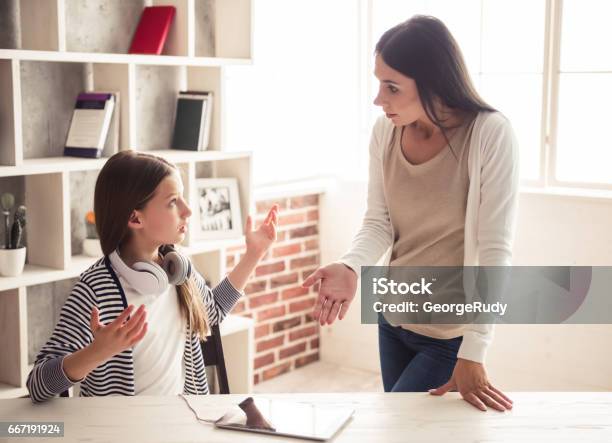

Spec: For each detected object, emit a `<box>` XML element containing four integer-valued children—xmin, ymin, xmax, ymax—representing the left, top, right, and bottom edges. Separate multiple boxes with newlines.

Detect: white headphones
<box><xmin>109</xmin><ymin>244</ymin><xmax>192</xmax><ymax>296</ymax></box>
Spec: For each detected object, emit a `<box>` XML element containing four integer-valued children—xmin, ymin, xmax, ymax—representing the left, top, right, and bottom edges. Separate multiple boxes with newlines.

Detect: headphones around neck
<box><xmin>109</xmin><ymin>244</ymin><xmax>192</xmax><ymax>296</ymax></box>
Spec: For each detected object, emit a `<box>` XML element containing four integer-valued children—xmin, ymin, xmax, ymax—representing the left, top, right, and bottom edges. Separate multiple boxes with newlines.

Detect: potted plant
<box><xmin>0</xmin><ymin>192</ymin><xmax>27</xmax><ymax>277</ymax></box>
<box><xmin>82</xmin><ymin>211</ymin><xmax>102</xmax><ymax>257</ymax></box>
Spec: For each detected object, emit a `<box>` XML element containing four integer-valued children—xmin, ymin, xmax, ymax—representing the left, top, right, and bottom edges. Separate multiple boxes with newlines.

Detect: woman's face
<box><xmin>373</xmin><ymin>54</ymin><xmax>426</xmax><ymax>127</ymax></box>
<box><xmin>130</xmin><ymin>171</ymin><xmax>192</xmax><ymax>246</ymax></box>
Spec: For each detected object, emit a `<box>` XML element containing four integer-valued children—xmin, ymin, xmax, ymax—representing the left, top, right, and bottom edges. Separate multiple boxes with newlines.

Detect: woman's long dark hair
<box><xmin>376</xmin><ymin>15</ymin><xmax>495</xmax><ymax>136</ymax></box>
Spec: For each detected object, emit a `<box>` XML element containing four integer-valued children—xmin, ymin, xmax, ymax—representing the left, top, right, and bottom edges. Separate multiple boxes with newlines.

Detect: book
<box><xmin>171</xmin><ymin>91</ymin><xmax>213</xmax><ymax>151</ymax></box>
<box><xmin>64</xmin><ymin>93</ymin><xmax>116</xmax><ymax>159</ymax></box>
<box><xmin>129</xmin><ymin>6</ymin><xmax>176</xmax><ymax>55</ymax></box>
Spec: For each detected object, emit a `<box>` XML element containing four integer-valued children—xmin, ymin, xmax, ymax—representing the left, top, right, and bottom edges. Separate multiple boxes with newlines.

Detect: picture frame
<box><xmin>194</xmin><ymin>178</ymin><xmax>243</xmax><ymax>240</ymax></box>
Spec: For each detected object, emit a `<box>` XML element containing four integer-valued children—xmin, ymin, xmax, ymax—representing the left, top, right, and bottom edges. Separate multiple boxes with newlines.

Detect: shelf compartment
<box><xmin>26</xmin><ymin>278</ymin><xmax>76</xmax><ymax>367</ymax></box>
<box><xmin>64</xmin><ymin>0</ymin><xmax>144</xmax><ymax>54</ymax></box>
<box><xmin>24</xmin><ymin>172</ymin><xmax>71</xmax><ymax>271</ymax></box>
<box><xmin>195</xmin><ymin>0</ymin><xmax>252</xmax><ymax>59</ymax></box>
<box><xmin>20</xmin><ymin>61</ymin><xmax>86</xmax><ymax>160</ymax></box>
<box><xmin>69</xmin><ymin>170</ymin><xmax>99</xmax><ymax>258</ymax></box>
<box><xmin>0</xmin><ymin>287</ymin><xmax>27</xmax><ymax>390</ymax></box>
<box><xmin>0</xmin><ymin>59</ymin><xmax>22</xmax><ymax>167</ymax></box>
<box><xmin>133</xmin><ymin>64</ymin><xmax>183</xmax><ymax>151</ymax></box>
<box><xmin>19</xmin><ymin>0</ymin><xmax>63</xmax><ymax>51</ymax></box>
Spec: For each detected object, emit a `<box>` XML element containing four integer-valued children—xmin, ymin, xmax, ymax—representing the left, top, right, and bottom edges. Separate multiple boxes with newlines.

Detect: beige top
<box><xmin>382</xmin><ymin>116</ymin><xmax>477</xmax><ymax>339</ymax></box>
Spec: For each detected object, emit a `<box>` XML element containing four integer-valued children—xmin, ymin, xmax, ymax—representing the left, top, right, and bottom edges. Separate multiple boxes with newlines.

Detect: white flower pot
<box><xmin>0</xmin><ymin>246</ymin><xmax>27</xmax><ymax>277</ymax></box>
<box><xmin>82</xmin><ymin>238</ymin><xmax>103</xmax><ymax>257</ymax></box>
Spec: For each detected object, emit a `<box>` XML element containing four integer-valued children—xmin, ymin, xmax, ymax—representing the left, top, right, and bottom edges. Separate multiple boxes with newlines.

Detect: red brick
<box><xmin>226</xmin><ymin>254</ymin><xmax>235</xmax><ymax>268</ymax></box>
<box><xmin>255</xmin><ymin>261</ymin><xmax>285</xmax><ymax>277</ymax></box>
<box><xmin>289</xmin><ymin>297</ymin><xmax>316</xmax><ymax>313</ymax></box>
<box><xmin>272</xmin><ymin>316</ymin><xmax>301</xmax><ymax>333</ymax></box>
<box><xmin>304</xmin><ymin>238</ymin><xmax>319</xmax><ymax>251</ymax></box>
<box><xmin>304</xmin><ymin>313</ymin><xmax>316</xmax><ymax>324</ymax></box>
<box><xmin>254</xmin><ymin>373</ymin><xmax>260</xmax><ymax>385</ymax></box>
<box><xmin>290</xmin><ymin>195</ymin><xmax>318</xmax><ymax>209</ymax></box>
<box><xmin>289</xmin><ymin>225</ymin><xmax>318</xmax><ymax>239</ymax></box>
<box><xmin>279</xmin><ymin>343</ymin><xmax>307</xmax><ymax>359</ymax></box>
<box><xmin>290</xmin><ymin>255</ymin><xmax>318</xmax><ymax>270</ymax></box>
<box><xmin>279</xmin><ymin>212</ymin><xmax>306</xmax><ymax>226</ymax></box>
<box><xmin>272</xmin><ymin>243</ymin><xmax>302</xmax><ymax>258</ymax></box>
<box><xmin>257</xmin><ymin>305</ymin><xmax>286</xmax><ymax>322</ymax></box>
<box><xmin>244</xmin><ymin>280</ymin><xmax>267</xmax><ymax>295</ymax></box>
<box><xmin>306</xmin><ymin>209</ymin><xmax>319</xmax><ymax>221</ymax></box>
<box><xmin>270</xmin><ymin>272</ymin><xmax>299</xmax><ymax>288</ymax></box>
<box><xmin>249</xmin><ymin>292</ymin><xmax>279</xmax><ymax>309</ymax></box>
<box><xmin>277</xmin><ymin>231</ymin><xmax>286</xmax><ymax>241</ymax></box>
<box><xmin>256</xmin><ymin>198</ymin><xmax>287</xmax><ymax>214</ymax></box>
<box><xmin>262</xmin><ymin>362</ymin><xmax>291</xmax><ymax>381</ymax></box>
<box><xmin>232</xmin><ymin>301</ymin><xmax>246</xmax><ymax>314</ymax></box>
<box><xmin>310</xmin><ymin>338</ymin><xmax>319</xmax><ymax>349</ymax></box>
<box><xmin>281</xmin><ymin>286</ymin><xmax>309</xmax><ymax>300</ymax></box>
<box><xmin>289</xmin><ymin>325</ymin><xmax>318</xmax><ymax>342</ymax></box>
<box><xmin>256</xmin><ymin>335</ymin><xmax>285</xmax><ymax>353</ymax></box>
<box><xmin>254</xmin><ymin>353</ymin><xmax>274</xmax><ymax>370</ymax></box>
<box><xmin>295</xmin><ymin>352</ymin><xmax>319</xmax><ymax>368</ymax></box>
<box><xmin>255</xmin><ymin>324</ymin><xmax>270</xmax><ymax>339</ymax></box>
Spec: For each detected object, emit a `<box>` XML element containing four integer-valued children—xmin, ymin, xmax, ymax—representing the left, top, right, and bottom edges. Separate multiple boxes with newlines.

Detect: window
<box><xmin>223</xmin><ymin>0</ymin><xmax>362</xmax><ymax>185</ymax></box>
<box><xmin>555</xmin><ymin>0</ymin><xmax>612</xmax><ymax>186</ymax></box>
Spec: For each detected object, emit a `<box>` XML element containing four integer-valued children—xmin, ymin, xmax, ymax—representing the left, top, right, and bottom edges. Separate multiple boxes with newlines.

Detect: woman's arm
<box><xmin>303</xmin><ymin>116</ymin><xmax>394</xmax><ymax>325</ymax></box>
<box><xmin>431</xmin><ymin>113</ymin><xmax>520</xmax><ymax>412</ymax></box>
<box><xmin>458</xmin><ymin>113</ymin><xmax>520</xmax><ymax>364</ymax></box>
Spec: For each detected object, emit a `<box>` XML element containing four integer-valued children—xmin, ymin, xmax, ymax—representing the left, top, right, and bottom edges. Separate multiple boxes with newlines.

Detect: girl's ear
<box><xmin>127</xmin><ymin>210</ymin><xmax>144</xmax><ymax>230</ymax></box>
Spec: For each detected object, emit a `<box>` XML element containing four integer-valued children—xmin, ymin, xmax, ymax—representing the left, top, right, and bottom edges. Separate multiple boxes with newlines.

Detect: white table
<box><xmin>0</xmin><ymin>392</ymin><xmax>611</xmax><ymax>442</ymax></box>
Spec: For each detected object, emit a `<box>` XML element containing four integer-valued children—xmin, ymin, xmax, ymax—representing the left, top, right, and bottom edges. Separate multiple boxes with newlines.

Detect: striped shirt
<box><xmin>26</xmin><ymin>255</ymin><xmax>242</xmax><ymax>403</ymax></box>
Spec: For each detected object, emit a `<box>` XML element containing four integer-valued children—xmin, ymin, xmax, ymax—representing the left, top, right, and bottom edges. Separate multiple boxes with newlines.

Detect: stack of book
<box><xmin>64</xmin><ymin>92</ymin><xmax>119</xmax><ymax>159</ymax></box>
<box><xmin>171</xmin><ymin>91</ymin><xmax>214</xmax><ymax>151</ymax></box>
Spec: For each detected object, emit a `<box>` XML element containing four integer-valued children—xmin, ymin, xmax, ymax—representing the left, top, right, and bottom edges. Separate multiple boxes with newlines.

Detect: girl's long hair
<box><xmin>94</xmin><ymin>150</ymin><xmax>210</xmax><ymax>338</ymax></box>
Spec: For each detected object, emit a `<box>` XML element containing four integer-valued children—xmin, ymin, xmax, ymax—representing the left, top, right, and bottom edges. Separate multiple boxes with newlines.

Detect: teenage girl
<box><xmin>27</xmin><ymin>150</ymin><xmax>278</xmax><ymax>402</ymax></box>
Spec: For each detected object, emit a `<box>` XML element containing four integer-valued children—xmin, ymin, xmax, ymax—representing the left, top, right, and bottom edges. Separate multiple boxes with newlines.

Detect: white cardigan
<box><xmin>340</xmin><ymin>111</ymin><xmax>520</xmax><ymax>363</ymax></box>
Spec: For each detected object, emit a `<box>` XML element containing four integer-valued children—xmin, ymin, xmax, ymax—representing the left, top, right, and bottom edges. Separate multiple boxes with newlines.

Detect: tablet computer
<box><xmin>214</xmin><ymin>397</ymin><xmax>354</xmax><ymax>441</ymax></box>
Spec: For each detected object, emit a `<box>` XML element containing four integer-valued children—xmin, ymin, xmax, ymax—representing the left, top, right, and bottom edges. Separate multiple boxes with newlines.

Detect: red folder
<box><xmin>128</xmin><ymin>6</ymin><xmax>176</xmax><ymax>55</ymax></box>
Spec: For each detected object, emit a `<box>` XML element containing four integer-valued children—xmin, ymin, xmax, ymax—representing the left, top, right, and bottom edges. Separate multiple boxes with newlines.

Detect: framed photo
<box><xmin>194</xmin><ymin>178</ymin><xmax>243</xmax><ymax>240</ymax></box>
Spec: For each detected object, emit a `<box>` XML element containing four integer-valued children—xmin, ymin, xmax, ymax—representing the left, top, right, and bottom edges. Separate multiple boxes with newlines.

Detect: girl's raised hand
<box><xmin>89</xmin><ymin>304</ymin><xmax>148</xmax><ymax>361</ymax></box>
<box><xmin>245</xmin><ymin>204</ymin><xmax>278</xmax><ymax>259</ymax></box>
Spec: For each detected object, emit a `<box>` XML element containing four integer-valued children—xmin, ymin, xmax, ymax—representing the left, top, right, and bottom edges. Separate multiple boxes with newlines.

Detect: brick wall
<box><xmin>224</xmin><ymin>193</ymin><xmax>321</xmax><ymax>385</ymax></box>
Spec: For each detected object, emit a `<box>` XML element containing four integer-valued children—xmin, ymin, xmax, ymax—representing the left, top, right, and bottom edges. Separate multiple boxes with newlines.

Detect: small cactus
<box><xmin>10</xmin><ymin>206</ymin><xmax>26</xmax><ymax>249</ymax></box>
<box><xmin>1</xmin><ymin>192</ymin><xmax>15</xmax><ymax>249</ymax></box>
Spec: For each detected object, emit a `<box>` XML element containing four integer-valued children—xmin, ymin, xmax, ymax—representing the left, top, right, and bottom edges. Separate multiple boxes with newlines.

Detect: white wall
<box><xmin>319</xmin><ymin>180</ymin><xmax>612</xmax><ymax>390</ymax></box>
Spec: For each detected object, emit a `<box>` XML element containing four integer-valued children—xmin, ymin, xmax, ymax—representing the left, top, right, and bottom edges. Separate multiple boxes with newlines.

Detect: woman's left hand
<box><xmin>429</xmin><ymin>358</ymin><xmax>513</xmax><ymax>411</ymax></box>
<box><xmin>245</xmin><ymin>204</ymin><xmax>279</xmax><ymax>259</ymax></box>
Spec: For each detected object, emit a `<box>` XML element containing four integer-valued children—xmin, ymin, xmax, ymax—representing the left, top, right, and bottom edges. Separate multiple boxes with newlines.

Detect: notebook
<box><xmin>129</xmin><ymin>6</ymin><xmax>176</xmax><ymax>55</ymax></box>
<box><xmin>171</xmin><ymin>92</ymin><xmax>213</xmax><ymax>151</ymax></box>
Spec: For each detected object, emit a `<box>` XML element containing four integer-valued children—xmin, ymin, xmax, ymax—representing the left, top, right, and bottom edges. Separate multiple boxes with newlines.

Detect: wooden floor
<box><xmin>253</xmin><ymin>361</ymin><xmax>383</xmax><ymax>393</ymax></box>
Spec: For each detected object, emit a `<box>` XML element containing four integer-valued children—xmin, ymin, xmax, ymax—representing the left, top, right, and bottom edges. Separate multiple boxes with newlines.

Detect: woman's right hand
<box><xmin>302</xmin><ymin>262</ymin><xmax>358</xmax><ymax>326</ymax></box>
<box><xmin>89</xmin><ymin>304</ymin><xmax>148</xmax><ymax>361</ymax></box>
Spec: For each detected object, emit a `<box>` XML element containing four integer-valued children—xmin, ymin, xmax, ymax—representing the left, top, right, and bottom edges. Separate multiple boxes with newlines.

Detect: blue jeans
<box><xmin>378</xmin><ymin>313</ymin><xmax>463</xmax><ymax>392</ymax></box>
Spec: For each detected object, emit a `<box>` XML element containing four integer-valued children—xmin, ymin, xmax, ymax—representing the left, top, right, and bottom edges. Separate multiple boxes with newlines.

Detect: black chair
<box><xmin>58</xmin><ymin>323</ymin><xmax>229</xmax><ymax>397</ymax></box>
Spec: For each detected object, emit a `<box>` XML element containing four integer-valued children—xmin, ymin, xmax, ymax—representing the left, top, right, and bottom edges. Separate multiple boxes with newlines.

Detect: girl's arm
<box><xmin>27</xmin><ymin>281</ymin><xmax>147</xmax><ymax>403</ymax></box>
<box><xmin>192</xmin><ymin>206</ymin><xmax>278</xmax><ymax>326</ymax></box>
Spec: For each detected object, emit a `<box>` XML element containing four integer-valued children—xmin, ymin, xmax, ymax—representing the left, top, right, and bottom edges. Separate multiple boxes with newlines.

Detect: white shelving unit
<box><xmin>0</xmin><ymin>0</ymin><xmax>255</xmax><ymax>398</ymax></box>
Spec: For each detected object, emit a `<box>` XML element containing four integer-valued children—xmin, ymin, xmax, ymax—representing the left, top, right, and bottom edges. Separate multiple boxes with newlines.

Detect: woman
<box><xmin>303</xmin><ymin>16</ymin><xmax>519</xmax><ymax>412</ymax></box>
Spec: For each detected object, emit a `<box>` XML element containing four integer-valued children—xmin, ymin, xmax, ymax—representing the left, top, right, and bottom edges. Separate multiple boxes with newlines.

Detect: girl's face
<box><xmin>130</xmin><ymin>171</ymin><xmax>192</xmax><ymax>246</ymax></box>
<box><xmin>373</xmin><ymin>54</ymin><xmax>427</xmax><ymax>127</ymax></box>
